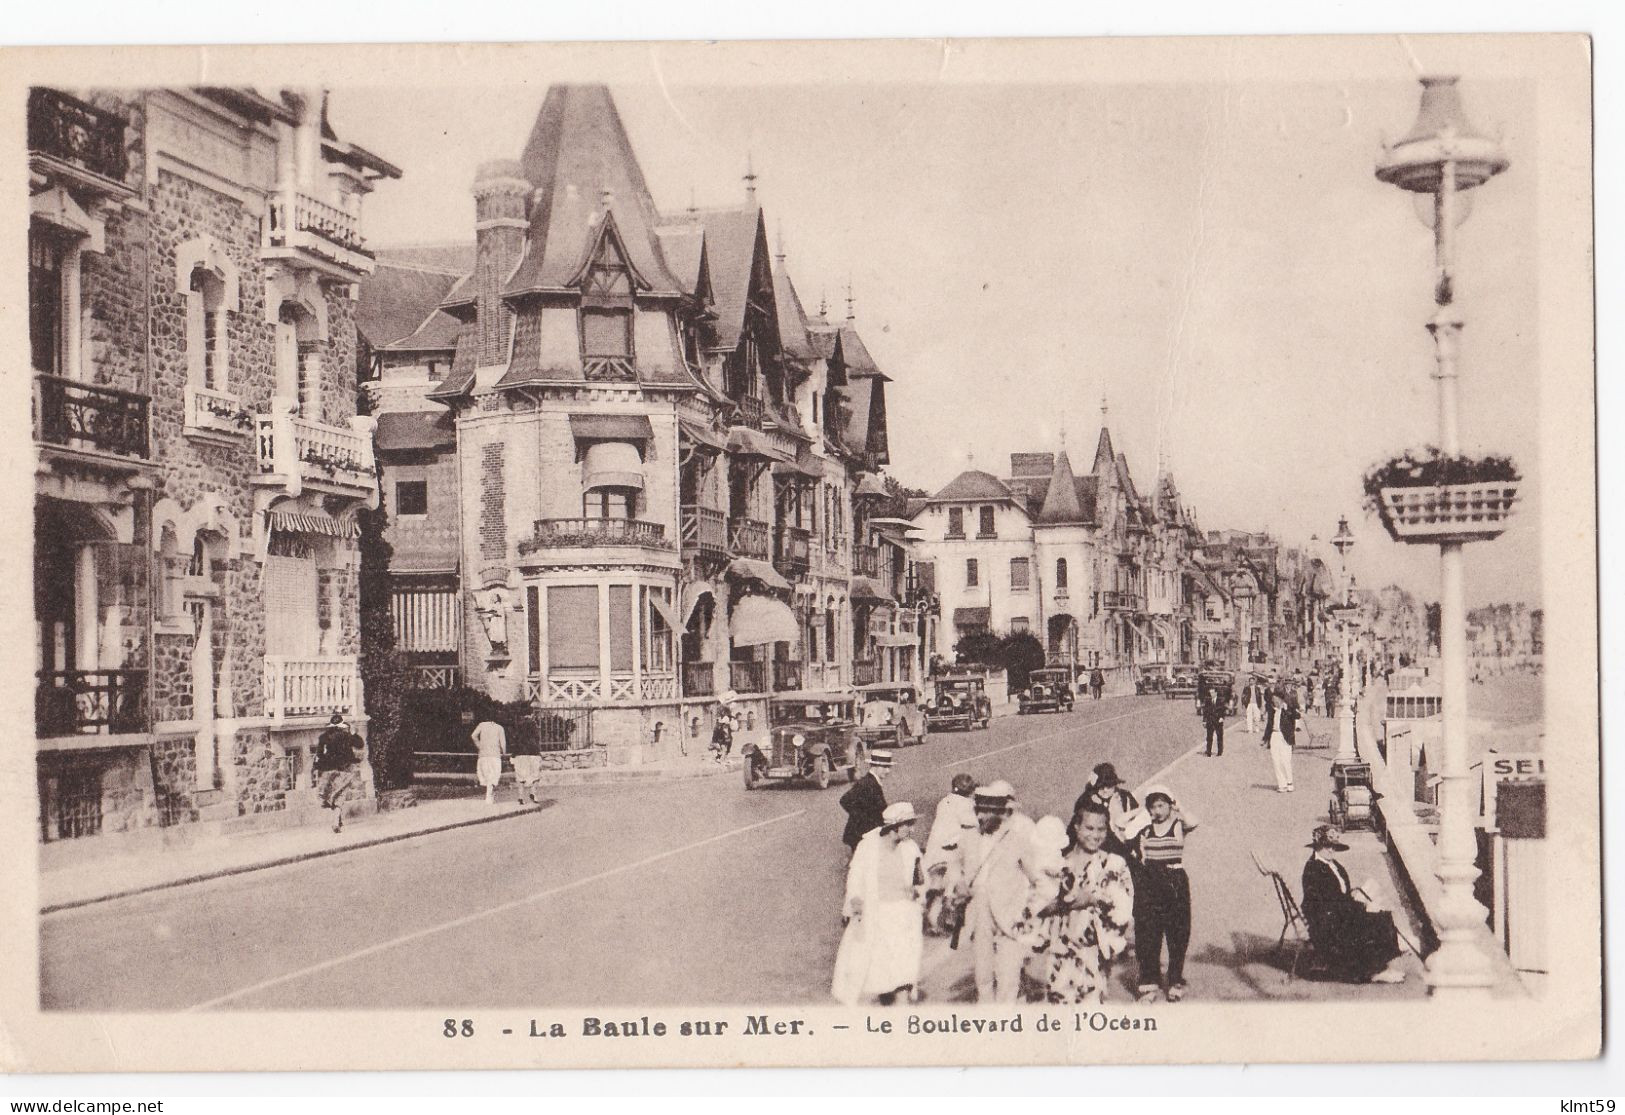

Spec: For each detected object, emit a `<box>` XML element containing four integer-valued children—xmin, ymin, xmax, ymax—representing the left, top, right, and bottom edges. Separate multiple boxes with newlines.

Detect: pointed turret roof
<box><xmin>503</xmin><ymin>84</ymin><xmax>686</xmax><ymax>298</ymax></box>
<box><xmin>696</xmin><ymin>205</ymin><xmax>767</xmax><ymax>351</ymax></box>
<box><xmin>1037</xmin><ymin>451</ymin><xmax>1088</xmax><ymax>524</ymax></box>
<box><xmin>1093</xmin><ymin>425</ymin><xmax>1116</xmax><ymax>475</ymax></box>
<box><xmin>772</xmin><ymin>258</ymin><xmax>818</xmax><ymax>362</ymax></box>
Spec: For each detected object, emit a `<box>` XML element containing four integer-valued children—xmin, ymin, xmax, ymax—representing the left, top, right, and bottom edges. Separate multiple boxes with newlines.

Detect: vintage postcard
<box><xmin>0</xmin><ymin>33</ymin><xmax>1597</xmax><ymax>1072</ymax></box>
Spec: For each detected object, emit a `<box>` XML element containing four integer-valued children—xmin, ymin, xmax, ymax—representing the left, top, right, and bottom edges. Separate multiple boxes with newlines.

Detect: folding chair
<box><xmin>1252</xmin><ymin>850</ymin><xmax>1313</xmax><ymax>981</ymax></box>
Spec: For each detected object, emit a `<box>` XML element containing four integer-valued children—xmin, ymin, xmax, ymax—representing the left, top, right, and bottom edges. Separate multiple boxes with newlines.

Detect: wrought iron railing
<box><xmin>521</xmin><ymin>517</ymin><xmax>669</xmax><ymax>551</ymax></box>
<box><xmin>35</xmin><ymin>375</ymin><xmax>150</xmax><ymax>459</ymax></box>
<box><xmin>534</xmin><ymin>705</ymin><xmax>594</xmax><ymax>751</ymax></box>
<box><xmin>728</xmin><ymin>517</ymin><xmax>772</xmax><ymax>560</ymax></box>
<box><xmin>853</xmin><ymin>544</ymin><xmax>880</xmax><ymax>578</ymax></box>
<box><xmin>1102</xmin><ymin>590</ymin><xmax>1145</xmax><ymax>612</ymax></box>
<box><xmin>734</xmin><ymin>395</ymin><xmax>765</xmax><ymax>430</ymax></box>
<box><xmin>35</xmin><ymin>669</ymin><xmax>148</xmax><ymax>737</ymax></box>
<box><xmin>28</xmin><ymin>87</ymin><xmax>128</xmax><ymax>183</ymax></box>
<box><xmin>730</xmin><ymin>661</ymin><xmax>768</xmax><ymax>694</ymax></box>
<box><xmin>774</xmin><ymin>524</ymin><xmax>811</xmax><ymax>578</ymax></box>
<box><xmin>681</xmin><ymin>661</ymin><xmax>715</xmax><ymax>698</ymax></box>
<box><xmin>772</xmin><ymin>659</ymin><xmax>803</xmax><ymax>692</ymax></box>
<box><xmin>680</xmin><ymin>504</ymin><xmax>728</xmax><ymax>558</ymax></box>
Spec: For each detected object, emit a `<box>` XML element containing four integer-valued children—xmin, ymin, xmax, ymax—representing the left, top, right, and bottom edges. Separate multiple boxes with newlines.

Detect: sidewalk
<box><xmin>918</xmin><ymin>706</ymin><xmax>1430</xmax><ymax>1003</ymax></box>
<box><xmin>42</xmin><ymin>757</ymin><xmax>742</xmax><ymax>914</ymax></box>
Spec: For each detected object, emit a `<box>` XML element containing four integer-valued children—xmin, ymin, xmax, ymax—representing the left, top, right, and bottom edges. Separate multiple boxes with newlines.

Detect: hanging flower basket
<box><xmin>1361</xmin><ymin>447</ymin><xmax>1520</xmax><ymax>545</ymax></box>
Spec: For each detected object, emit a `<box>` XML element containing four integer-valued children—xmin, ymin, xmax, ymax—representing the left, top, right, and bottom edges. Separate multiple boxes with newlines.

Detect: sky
<box><xmin>330</xmin><ymin>66</ymin><xmax>1543</xmax><ymax>609</ymax></box>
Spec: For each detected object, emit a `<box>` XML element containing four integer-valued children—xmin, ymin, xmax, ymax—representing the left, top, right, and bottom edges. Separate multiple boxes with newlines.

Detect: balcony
<box><xmin>772</xmin><ymin>659</ymin><xmax>804</xmax><ymax>692</ymax></box>
<box><xmin>852</xmin><ymin>658</ymin><xmax>880</xmax><ymax>687</ymax></box>
<box><xmin>35</xmin><ymin>375</ymin><xmax>151</xmax><ymax>463</ymax></box>
<box><xmin>769</xmin><ymin>401</ymin><xmax>803</xmax><ymax>433</ymax></box>
<box><xmin>28</xmin><ymin>87</ymin><xmax>129</xmax><ymax>189</ymax></box>
<box><xmin>520</xmin><ymin>518</ymin><xmax>670</xmax><ymax>553</ymax></box>
<box><xmin>730</xmin><ymin>661</ymin><xmax>767</xmax><ymax>695</ymax></box>
<box><xmin>263</xmin><ymin>656</ymin><xmax>357</xmax><ymax>720</ymax></box>
<box><xmin>773</xmin><ymin>524</ymin><xmax>811</xmax><ymax>578</ymax></box>
<box><xmin>680</xmin><ymin>504</ymin><xmax>728</xmax><ymax>560</ymax></box>
<box><xmin>681</xmin><ymin>661</ymin><xmax>716</xmax><ymax>698</ymax></box>
<box><xmin>734</xmin><ymin>395</ymin><xmax>765</xmax><ymax>430</ymax></box>
<box><xmin>36</xmin><ymin>669</ymin><xmax>148</xmax><ymax>739</ymax></box>
<box><xmin>1102</xmin><ymin>590</ymin><xmax>1145</xmax><ymax>612</ymax></box>
<box><xmin>264</xmin><ymin>189</ymin><xmax>374</xmax><ymax>277</ymax></box>
<box><xmin>185</xmin><ymin>384</ymin><xmax>252</xmax><ymax>439</ymax></box>
<box><xmin>255</xmin><ymin>409</ymin><xmax>377</xmax><ymax>502</ymax></box>
<box><xmin>853</xmin><ymin>544</ymin><xmax>880</xmax><ymax>578</ymax></box>
<box><xmin>728</xmin><ymin>517</ymin><xmax>772</xmax><ymax>560</ymax></box>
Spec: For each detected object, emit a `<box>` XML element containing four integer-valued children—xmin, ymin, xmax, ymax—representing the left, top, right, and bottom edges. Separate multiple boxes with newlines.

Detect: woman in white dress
<box><xmin>832</xmin><ymin>802</ymin><xmax>925</xmax><ymax>1005</ymax></box>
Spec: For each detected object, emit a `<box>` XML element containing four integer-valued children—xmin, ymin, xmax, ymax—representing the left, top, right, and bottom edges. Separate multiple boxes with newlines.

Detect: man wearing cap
<box><xmin>313</xmin><ymin>712</ymin><xmax>362</xmax><ymax>833</ymax></box>
<box><xmin>839</xmin><ymin>750</ymin><xmax>892</xmax><ymax>851</ymax></box>
<box><xmin>959</xmin><ymin>780</ymin><xmax>1039</xmax><ymax>1002</ymax></box>
<box><xmin>832</xmin><ymin>801</ymin><xmax>925</xmax><ymax>1005</ymax></box>
<box><xmin>923</xmin><ymin>773</ymin><xmax>980</xmax><ymax>935</ymax></box>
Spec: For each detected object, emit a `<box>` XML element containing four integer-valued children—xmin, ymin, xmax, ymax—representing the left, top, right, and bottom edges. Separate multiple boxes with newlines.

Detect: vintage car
<box><xmin>1197</xmin><ymin>665</ymin><xmax>1237</xmax><ymax>715</ymax></box>
<box><xmin>854</xmin><ymin>683</ymin><xmax>928</xmax><ymax>748</ymax></box>
<box><xmin>1135</xmin><ymin>663</ymin><xmax>1171</xmax><ymax>695</ymax></box>
<box><xmin>924</xmin><ymin>672</ymin><xmax>993</xmax><ymax>731</ymax></box>
<box><xmin>1165</xmin><ymin>664</ymin><xmax>1201</xmax><ymax>701</ymax></box>
<box><xmin>742</xmin><ymin>691</ymin><xmax>863</xmax><ymax>790</ymax></box>
<box><xmin>1018</xmin><ymin>667</ymin><xmax>1076</xmax><ymax>714</ymax></box>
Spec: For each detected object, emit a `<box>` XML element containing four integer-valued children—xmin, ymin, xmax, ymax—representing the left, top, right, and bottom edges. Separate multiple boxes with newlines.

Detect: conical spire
<box><xmin>1092</xmin><ymin>423</ymin><xmax>1116</xmax><ymax>476</ymax></box>
<box><xmin>1038</xmin><ymin>450</ymin><xmax>1087</xmax><ymax>524</ymax></box>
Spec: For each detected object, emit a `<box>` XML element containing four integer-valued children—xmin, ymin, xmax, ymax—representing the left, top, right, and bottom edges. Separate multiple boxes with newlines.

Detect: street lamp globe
<box><xmin>1376</xmin><ymin>76</ymin><xmax>1509</xmax><ymax>196</ymax></box>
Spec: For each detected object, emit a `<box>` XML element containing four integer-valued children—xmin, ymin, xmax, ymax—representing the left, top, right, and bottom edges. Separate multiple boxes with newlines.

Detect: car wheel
<box><xmin>814</xmin><ymin>754</ymin><xmax>831</xmax><ymax>790</ymax></box>
<box><xmin>743</xmin><ymin>756</ymin><xmax>760</xmax><ymax>790</ymax></box>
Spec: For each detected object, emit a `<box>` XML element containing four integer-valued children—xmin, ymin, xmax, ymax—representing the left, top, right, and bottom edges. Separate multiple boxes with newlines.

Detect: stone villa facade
<box><xmin>31</xmin><ymin>85</ymin><xmax>397</xmax><ymax>847</ymax></box>
<box><xmin>356</xmin><ymin>84</ymin><xmax>916</xmax><ymax>769</ymax></box>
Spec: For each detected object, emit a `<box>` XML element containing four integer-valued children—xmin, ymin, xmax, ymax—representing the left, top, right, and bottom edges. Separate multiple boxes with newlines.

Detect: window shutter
<box><xmin>547</xmin><ymin>586</ymin><xmax>600</xmax><ymax>670</ymax></box>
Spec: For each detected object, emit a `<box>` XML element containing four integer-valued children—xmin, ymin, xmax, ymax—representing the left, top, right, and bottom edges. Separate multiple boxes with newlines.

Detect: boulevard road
<box><xmin>41</xmin><ymin>695</ymin><xmax>1202</xmax><ymax>1011</ymax></box>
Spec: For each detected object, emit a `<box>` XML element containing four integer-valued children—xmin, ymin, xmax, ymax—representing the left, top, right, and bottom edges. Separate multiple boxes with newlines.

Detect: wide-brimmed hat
<box><xmin>881</xmin><ymin>801</ymin><xmax>917</xmax><ymax>827</ymax></box>
<box><xmin>1307</xmin><ymin>824</ymin><xmax>1350</xmax><ymax>852</ymax></box>
<box><xmin>1091</xmin><ymin>762</ymin><xmax>1123</xmax><ymax>788</ymax></box>
<box><xmin>869</xmin><ymin>749</ymin><xmax>895</xmax><ymax>769</ymax></box>
<box><xmin>973</xmin><ymin>779</ymin><xmax>1014</xmax><ymax>809</ymax></box>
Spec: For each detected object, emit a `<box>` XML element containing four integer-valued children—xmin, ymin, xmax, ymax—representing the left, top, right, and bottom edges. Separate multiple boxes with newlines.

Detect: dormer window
<box><xmin>947</xmin><ymin>506</ymin><xmax>965</xmax><ymax>539</ymax></box>
<box><xmin>580</xmin><ymin>232</ymin><xmax>636</xmax><ymax>382</ymax></box>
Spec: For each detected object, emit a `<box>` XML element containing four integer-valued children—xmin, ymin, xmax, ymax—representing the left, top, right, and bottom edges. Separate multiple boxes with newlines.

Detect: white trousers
<box><xmin>1245</xmin><ymin>703</ymin><xmax>1260</xmax><ymax>733</ymax></box>
<box><xmin>1270</xmin><ymin>737</ymin><xmax>1294</xmax><ymax>790</ymax></box>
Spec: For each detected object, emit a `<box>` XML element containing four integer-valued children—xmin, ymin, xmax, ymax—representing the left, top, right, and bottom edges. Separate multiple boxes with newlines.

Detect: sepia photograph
<box><xmin>0</xmin><ymin>31</ymin><xmax>1598</xmax><ymax>1074</ymax></box>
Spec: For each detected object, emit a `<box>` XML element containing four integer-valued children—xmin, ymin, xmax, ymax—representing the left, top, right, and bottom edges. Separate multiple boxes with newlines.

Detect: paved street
<box><xmin>41</xmin><ymin>694</ymin><xmax>1421</xmax><ymax>1011</ymax></box>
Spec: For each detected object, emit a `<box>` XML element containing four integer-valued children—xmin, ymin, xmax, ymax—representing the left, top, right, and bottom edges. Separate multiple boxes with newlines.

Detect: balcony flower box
<box><xmin>1362</xmin><ymin>448</ymin><xmax>1520</xmax><ymax>545</ymax></box>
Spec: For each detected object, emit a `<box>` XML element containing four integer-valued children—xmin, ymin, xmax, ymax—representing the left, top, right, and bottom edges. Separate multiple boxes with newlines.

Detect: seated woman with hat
<box><xmin>832</xmin><ymin>801</ymin><xmax>925</xmax><ymax>1006</ymax></box>
<box><xmin>1301</xmin><ymin>825</ymin><xmax>1407</xmax><ymax>984</ymax></box>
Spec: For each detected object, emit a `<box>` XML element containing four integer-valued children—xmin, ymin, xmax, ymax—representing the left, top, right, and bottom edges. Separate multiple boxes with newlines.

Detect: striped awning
<box><xmin>267</xmin><ymin>510</ymin><xmax>359</xmax><ymax>539</ymax></box>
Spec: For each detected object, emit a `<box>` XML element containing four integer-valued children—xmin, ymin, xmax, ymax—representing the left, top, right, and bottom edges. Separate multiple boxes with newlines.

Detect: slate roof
<box><xmin>1093</xmin><ymin>425</ymin><xmax>1116</xmax><ymax>475</ymax></box>
<box><xmin>1037</xmin><ymin>451</ymin><xmax>1088</xmax><ymax>524</ymax></box>
<box><xmin>357</xmin><ymin>249</ymin><xmax>472</xmax><ymax>352</ymax></box>
<box><xmin>503</xmin><ymin>84</ymin><xmax>687</xmax><ymax>298</ymax></box>
<box><xmin>772</xmin><ymin>260</ymin><xmax>819</xmax><ymax>362</ymax></box>
<box><xmin>654</xmin><ymin>222</ymin><xmax>707</xmax><ymax>297</ymax></box>
<box><xmin>837</xmin><ymin>322</ymin><xmax>888</xmax><ymax>380</ymax></box>
<box><xmin>374</xmin><ymin>410</ymin><xmax>456</xmax><ymax>453</ymax></box>
<box><xmin>698</xmin><ymin>206</ymin><xmax>765</xmax><ymax>352</ymax></box>
<box><xmin>929</xmin><ymin>469</ymin><xmax>1015</xmax><ymax>503</ymax></box>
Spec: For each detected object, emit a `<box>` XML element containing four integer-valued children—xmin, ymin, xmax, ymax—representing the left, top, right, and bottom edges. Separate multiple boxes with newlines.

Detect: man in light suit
<box><xmin>959</xmin><ymin>780</ymin><xmax>1038</xmax><ymax>1002</ymax></box>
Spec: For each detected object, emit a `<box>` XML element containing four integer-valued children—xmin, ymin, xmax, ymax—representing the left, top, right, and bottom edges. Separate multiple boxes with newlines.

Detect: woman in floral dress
<box><xmin>1034</xmin><ymin>800</ymin><xmax>1136</xmax><ymax>1004</ymax></box>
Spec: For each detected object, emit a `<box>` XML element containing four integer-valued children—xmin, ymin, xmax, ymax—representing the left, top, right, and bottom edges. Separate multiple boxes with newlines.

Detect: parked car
<box><xmin>1135</xmin><ymin>662</ymin><xmax>1171</xmax><ymax>695</ymax></box>
<box><xmin>924</xmin><ymin>672</ymin><xmax>993</xmax><ymax>731</ymax></box>
<box><xmin>1018</xmin><ymin>667</ymin><xmax>1076</xmax><ymax>714</ymax></box>
<box><xmin>742</xmin><ymin>691</ymin><xmax>863</xmax><ymax>790</ymax></box>
<box><xmin>1165</xmin><ymin>664</ymin><xmax>1201</xmax><ymax>701</ymax></box>
<box><xmin>855</xmin><ymin>683</ymin><xmax>928</xmax><ymax>748</ymax></box>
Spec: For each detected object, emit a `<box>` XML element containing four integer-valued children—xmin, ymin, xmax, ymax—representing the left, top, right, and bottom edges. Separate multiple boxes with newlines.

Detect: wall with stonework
<box><xmin>150</xmin><ymin>735</ymin><xmax>199</xmax><ymax>824</ymax></box>
<box><xmin>232</xmin><ymin>728</ymin><xmax>291</xmax><ymax>814</ymax></box>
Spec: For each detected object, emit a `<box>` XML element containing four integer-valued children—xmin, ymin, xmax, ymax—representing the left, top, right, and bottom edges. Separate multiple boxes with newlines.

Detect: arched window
<box><xmin>188</xmin><ymin>265</ymin><xmax>226</xmax><ymax>391</ymax></box>
<box><xmin>276</xmin><ymin>302</ymin><xmax>322</xmax><ymax>418</ymax></box>
<box><xmin>1056</xmin><ymin>557</ymin><xmax>1069</xmax><ymax>590</ymax></box>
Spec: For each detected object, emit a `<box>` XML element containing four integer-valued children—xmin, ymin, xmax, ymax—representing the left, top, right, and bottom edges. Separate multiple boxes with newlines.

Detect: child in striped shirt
<box><xmin>1132</xmin><ymin>784</ymin><xmax>1199</xmax><ymax>1003</ymax></box>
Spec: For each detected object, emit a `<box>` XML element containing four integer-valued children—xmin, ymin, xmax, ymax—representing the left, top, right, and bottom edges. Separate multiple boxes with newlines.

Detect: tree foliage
<box><xmin>355</xmin><ymin>381</ymin><xmax>411</xmax><ymax>790</ymax></box>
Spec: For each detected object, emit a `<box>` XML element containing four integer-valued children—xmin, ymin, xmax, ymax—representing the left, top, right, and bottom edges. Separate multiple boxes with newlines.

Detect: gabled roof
<box><xmin>502</xmin><ymin>84</ymin><xmax>686</xmax><ymax>298</ymax></box>
<box><xmin>772</xmin><ymin>260</ymin><xmax>819</xmax><ymax>362</ymax></box>
<box><xmin>836</xmin><ymin>323</ymin><xmax>889</xmax><ymax>381</ymax></box>
<box><xmin>1037</xmin><ymin>451</ymin><xmax>1088</xmax><ymax>525</ymax></box>
<box><xmin>698</xmin><ymin>206</ymin><xmax>766</xmax><ymax>351</ymax></box>
<box><xmin>929</xmin><ymin>469</ymin><xmax>1015</xmax><ymax>503</ymax></box>
<box><xmin>357</xmin><ymin>247</ymin><xmax>474</xmax><ymax>352</ymax></box>
<box><xmin>654</xmin><ymin>222</ymin><xmax>708</xmax><ymax>299</ymax></box>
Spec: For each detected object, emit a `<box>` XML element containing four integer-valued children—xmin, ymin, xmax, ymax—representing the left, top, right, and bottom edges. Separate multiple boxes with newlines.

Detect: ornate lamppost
<box><xmin>1231</xmin><ymin>570</ymin><xmax>1255</xmax><ymax>670</ymax></box>
<box><xmin>1330</xmin><ymin>516</ymin><xmax>1359</xmax><ymax>767</ymax></box>
<box><xmin>1376</xmin><ymin>75</ymin><xmax>1508</xmax><ymax>997</ymax></box>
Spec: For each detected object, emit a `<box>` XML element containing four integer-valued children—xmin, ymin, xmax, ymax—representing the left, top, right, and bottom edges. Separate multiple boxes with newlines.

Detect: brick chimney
<box><xmin>471</xmin><ymin>159</ymin><xmax>529</xmax><ymax>367</ymax></box>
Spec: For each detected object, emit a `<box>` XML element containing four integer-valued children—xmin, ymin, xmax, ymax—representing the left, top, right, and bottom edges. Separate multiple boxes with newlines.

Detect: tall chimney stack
<box><xmin>472</xmin><ymin>159</ymin><xmax>529</xmax><ymax>367</ymax></box>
